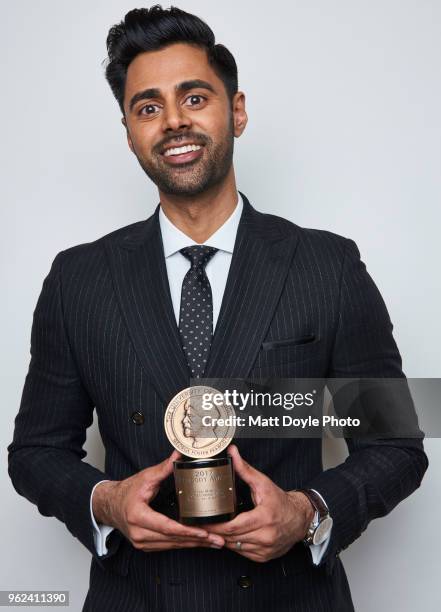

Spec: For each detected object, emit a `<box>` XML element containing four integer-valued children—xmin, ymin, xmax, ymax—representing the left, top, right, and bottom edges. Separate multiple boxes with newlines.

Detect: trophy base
<box><xmin>174</xmin><ymin>456</ymin><xmax>236</xmax><ymax>525</ymax></box>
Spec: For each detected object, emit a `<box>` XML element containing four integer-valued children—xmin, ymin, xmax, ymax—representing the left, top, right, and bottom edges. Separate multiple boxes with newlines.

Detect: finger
<box><xmin>130</xmin><ymin>521</ymin><xmax>224</xmax><ymax>548</ymax></box>
<box><xmin>223</xmin><ymin>540</ymin><xmax>262</xmax><ymax>558</ymax></box>
<box><xmin>140</xmin><ymin>506</ymin><xmax>209</xmax><ymax>539</ymax></box>
<box><xmin>135</xmin><ymin>531</ymin><xmax>224</xmax><ymax>547</ymax></box>
<box><xmin>201</xmin><ymin>507</ymin><xmax>265</xmax><ymax>536</ymax></box>
<box><xmin>130</xmin><ymin>527</ymin><xmax>217</xmax><ymax>544</ymax></box>
<box><xmin>224</xmin><ymin>529</ymin><xmax>264</xmax><ymax>546</ymax></box>
<box><xmin>140</xmin><ymin>539</ymin><xmax>223</xmax><ymax>552</ymax></box>
<box><xmin>227</xmin><ymin>445</ymin><xmax>265</xmax><ymax>489</ymax></box>
<box><xmin>160</xmin><ymin>531</ymin><xmax>225</xmax><ymax>547</ymax></box>
<box><xmin>148</xmin><ymin>450</ymin><xmax>182</xmax><ymax>484</ymax></box>
<box><xmin>225</xmin><ymin>542</ymin><xmax>267</xmax><ymax>564</ymax></box>
<box><xmin>224</xmin><ymin>540</ymin><xmax>259</xmax><ymax>552</ymax></box>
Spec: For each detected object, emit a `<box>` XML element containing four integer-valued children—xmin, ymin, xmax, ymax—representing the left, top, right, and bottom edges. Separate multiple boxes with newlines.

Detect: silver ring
<box><xmin>236</xmin><ymin>541</ymin><xmax>242</xmax><ymax>550</ymax></box>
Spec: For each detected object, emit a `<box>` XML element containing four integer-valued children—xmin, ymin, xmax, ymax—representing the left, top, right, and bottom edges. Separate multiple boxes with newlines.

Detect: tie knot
<box><xmin>180</xmin><ymin>245</ymin><xmax>218</xmax><ymax>270</ymax></box>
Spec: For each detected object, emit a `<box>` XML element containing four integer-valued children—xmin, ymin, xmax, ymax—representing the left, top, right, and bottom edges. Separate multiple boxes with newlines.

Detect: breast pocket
<box><xmin>259</xmin><ymin>334</ymin><xmax>320</xmax><ymax>366</ymax></box>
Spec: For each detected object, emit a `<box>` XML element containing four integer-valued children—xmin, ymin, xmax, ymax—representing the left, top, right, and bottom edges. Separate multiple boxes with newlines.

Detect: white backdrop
<box><xmin>2</xmin><ymin>1</ymin><xmax>440</xmax><ymax>610</ymax></box>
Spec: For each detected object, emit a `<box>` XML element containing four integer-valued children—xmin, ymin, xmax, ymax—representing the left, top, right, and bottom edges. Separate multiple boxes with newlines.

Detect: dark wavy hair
<box><xmin>104</xmin><ymin>5</ymin><xmax>238</xmax><ymax>114</ymax></box>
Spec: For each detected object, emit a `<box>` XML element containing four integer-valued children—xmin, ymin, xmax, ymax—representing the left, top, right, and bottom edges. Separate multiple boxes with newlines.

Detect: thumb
<box><xmin>150</xmin><ymin>449</ymin><xmax>182</xmax><ymax>483</ymax></box>
<box><xmin>227</xmin><ymin>444</ymin><xmax>261</xmax><ymax>487</ymax></box>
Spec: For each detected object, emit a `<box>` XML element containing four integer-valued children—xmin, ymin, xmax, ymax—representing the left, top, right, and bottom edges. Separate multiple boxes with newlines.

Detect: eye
<box><xmin>185</xmin><ymin>94</ymin><xmax>206</xmax><ymax>107</ymax></box>
<box><xmin>139</xmin><ymin>103</ymin><xmax>160</xmax><ymax>115</ymax></box>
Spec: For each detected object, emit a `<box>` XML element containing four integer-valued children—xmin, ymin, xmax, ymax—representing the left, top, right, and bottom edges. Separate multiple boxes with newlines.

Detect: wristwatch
<box><xmin>294</xmin><ymin>488</ymin><xmax>333</xmax><ymax>546</ymax></box>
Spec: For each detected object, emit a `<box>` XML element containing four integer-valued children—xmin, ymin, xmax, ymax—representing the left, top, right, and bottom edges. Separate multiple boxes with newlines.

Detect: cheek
<box><xmin>130</xmin><ymin>124</ymin><xmax>156</xmax><ymax>151</ymax></box>
<box><xmin>196</xmin><ymin>108</ymin><xmax>228</xmax><ymax>135</ymax></box>
<box><xmin>213</xmin><ymin>114</ymin><xmax>234</xmax><ymax>143</ymax></box>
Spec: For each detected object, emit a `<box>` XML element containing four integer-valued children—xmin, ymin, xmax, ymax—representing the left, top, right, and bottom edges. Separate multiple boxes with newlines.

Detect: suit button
<box><xmin>237</xmin><ymin>575</ymin><xmax>252</xmax><ymax>589</ymax></box>
<box><xmin>131</xmin><ymin>411</ymin><xmax>144</xmax><ymax>425</ymax></box>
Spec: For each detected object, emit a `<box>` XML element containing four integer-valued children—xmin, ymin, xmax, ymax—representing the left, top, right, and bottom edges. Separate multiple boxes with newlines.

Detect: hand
<box><xmin>92</xmin><ymin>450</ymin><xmax>225</xmax><ymax>552</ymax></box>
<box><xmin>200</xmin><ymin>445</ymin><xmax>315</xmax><ymax>563</ymax></box>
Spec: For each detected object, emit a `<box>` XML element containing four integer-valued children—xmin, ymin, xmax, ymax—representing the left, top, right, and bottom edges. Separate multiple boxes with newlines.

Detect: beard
<box><xmin>131</xmin><ymin>113</ymin><xmax>235</xmax><ymax>197</ymax></box>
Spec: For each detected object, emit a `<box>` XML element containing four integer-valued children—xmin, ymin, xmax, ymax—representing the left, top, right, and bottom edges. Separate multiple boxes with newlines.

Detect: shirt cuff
<box><xmin>90</xmin><ymin>479</ymin><xmax>115</xmax><ymax>556</ymax></box>
<box><xmin>308</xmin><ymin>527</ymin><xmax>331</xmax><ymax>565</ymax></box>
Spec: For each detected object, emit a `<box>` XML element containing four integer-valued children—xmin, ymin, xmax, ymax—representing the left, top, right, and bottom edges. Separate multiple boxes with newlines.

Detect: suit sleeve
<box><xmin>306</xmin><ymin>238</ymin><xmax>429</xmax><ymax>569</ymax></box>
<box><xmin>7</xmin><ymin>251</ymin><xmax>123</xmax><ymax>566</ymax></box>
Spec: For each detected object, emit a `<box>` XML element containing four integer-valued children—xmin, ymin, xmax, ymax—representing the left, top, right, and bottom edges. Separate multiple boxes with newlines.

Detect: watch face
<box><xmin>313</xmin><ymin>517</ymin><xmax>333</xmax><ymax>546</ymax></box>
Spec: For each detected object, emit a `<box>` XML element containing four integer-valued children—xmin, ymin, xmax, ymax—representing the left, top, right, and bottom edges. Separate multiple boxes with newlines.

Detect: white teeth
<box><xmin>164</xmin><ymin>144</ymin><xmax>202</xmax><ymax>157</ymax></box>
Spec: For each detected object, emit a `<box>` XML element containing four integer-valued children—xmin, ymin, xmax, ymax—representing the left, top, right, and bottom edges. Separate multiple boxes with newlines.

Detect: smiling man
<box><xmin>8</xmin><ymin>5</ymin><xmax>428</xmax><ymax>612</ymax></box>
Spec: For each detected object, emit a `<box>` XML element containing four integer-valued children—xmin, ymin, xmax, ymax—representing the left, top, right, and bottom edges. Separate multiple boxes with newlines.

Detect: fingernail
<box><xmin>210</xmin><ymin>543</ymin><xmax>223</xmax><ymax>549</ymax></box>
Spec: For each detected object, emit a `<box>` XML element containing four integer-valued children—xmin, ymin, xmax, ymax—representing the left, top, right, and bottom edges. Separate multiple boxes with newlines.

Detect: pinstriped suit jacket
<box><xmin>8</xmin><ymin>192</ymin><xmax>428</xmax><ymax>611</ymax></box>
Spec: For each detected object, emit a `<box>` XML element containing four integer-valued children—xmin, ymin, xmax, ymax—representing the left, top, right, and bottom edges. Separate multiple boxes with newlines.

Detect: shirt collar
<box><xmin>159</xmin><ymin>192</ymin><xmax>243</xmax><ymax>258</ymax></box>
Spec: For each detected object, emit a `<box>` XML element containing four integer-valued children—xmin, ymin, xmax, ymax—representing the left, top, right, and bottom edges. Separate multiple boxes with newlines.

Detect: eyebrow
<box><xmin>128</xmin><ymin>79</ymin><xmax>216</xmax><ymax>113</ymax></box>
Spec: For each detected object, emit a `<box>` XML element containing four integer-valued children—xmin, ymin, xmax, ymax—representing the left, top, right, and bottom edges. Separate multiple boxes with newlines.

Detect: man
<box><xmin>8</xmin><ymin>6</ymin><xmax>428</xmax><ymax>611</ymax></box>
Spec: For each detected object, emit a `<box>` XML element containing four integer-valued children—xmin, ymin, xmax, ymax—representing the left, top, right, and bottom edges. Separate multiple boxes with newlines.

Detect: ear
<box><xmin>232</xmin><ymin>91</ymin><xmax>248</xmax><ymax>138</ymax></box>
<box><xmin>121</xmin><ymin>116</ymin><xmax>134</xmax><ymax>153</ymax></box>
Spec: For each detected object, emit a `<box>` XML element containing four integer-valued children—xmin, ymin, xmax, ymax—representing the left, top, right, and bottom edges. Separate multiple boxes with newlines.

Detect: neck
<box><xmin>158</xmin><ymin>168</ymin><xmax>238</xmax><ymax>243</ymax></box>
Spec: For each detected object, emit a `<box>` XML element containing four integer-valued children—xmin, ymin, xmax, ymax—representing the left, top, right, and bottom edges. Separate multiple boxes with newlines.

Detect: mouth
<box><xmin>161</xmin><ymin>143</ymin><xmax>205</xmax><ymax>165</ymax></box>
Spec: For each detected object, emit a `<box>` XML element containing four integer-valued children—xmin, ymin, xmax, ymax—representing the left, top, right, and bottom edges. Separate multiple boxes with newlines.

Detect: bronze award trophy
<box><xmin>164</xmin><ymin>386</ymin><xmax>237</xmax><ymax>525</ymax></box>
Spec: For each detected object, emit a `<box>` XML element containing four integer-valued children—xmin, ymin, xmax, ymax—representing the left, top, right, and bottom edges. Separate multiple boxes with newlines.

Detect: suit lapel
<box><xmin>105</xmin><ymin>193</ymin><xmax>300</xmax><ymax>404</ymax></box>
<box><xmin>204</xmin><ymin>192</ymin><xmax>300</xmax><ymax>379</ymax></box>
<box><xmin>105</xmin><ymin>207</ymin><xmax>190</xmax><ymax>405</ymax></box>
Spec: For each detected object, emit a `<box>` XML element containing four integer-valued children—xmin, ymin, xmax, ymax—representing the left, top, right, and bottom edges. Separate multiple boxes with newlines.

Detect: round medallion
<box><xmin>164</xmin><ymin>386</ymin><xmax>236</xmax><ymax>459</ymax></box>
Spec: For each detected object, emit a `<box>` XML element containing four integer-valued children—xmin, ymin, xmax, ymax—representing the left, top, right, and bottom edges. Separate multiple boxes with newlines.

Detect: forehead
<box><xmin>124</xmin><ymin>43</ymin><xmax>223</xmax><ymax>100</ymax></box>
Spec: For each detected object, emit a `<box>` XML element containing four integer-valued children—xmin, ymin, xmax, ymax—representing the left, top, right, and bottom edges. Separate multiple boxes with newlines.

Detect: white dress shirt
<box><xmin>90</xmin><ymin>191</ymin><xmax>330</xmax><ymax>564</ymax></box>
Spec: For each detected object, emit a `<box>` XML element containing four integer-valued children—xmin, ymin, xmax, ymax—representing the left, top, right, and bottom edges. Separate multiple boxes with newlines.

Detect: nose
<box><xmin>162</xmin><ymin>102</ymin><xmax>192</xmax><ymax>132</ymax></box>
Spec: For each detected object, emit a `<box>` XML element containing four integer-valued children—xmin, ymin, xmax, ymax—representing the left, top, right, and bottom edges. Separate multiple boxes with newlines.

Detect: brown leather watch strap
<box><xmin>294</xmin><ymin>488</ymin><xmax>329</xmax><ymax>520</ymax></box>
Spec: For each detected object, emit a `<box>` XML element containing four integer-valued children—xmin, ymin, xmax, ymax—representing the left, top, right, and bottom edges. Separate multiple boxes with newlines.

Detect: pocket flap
<box><xmin>262</xmin><ymin>334</ymin><xmax>316</xmax><ymax>350</ymax></box>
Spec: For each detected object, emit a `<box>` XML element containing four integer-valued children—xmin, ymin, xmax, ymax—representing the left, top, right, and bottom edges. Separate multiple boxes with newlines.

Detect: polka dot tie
<box><xmin>179</xmin><ymin>245</ymin><xmax>218</xmax><ymax>378</ymax></box>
